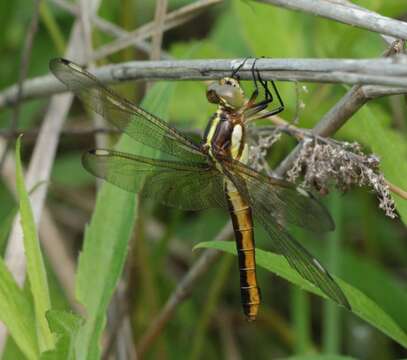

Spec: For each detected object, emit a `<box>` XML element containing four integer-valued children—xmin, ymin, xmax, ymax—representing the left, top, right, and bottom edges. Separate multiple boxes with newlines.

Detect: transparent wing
<box><xmin>82</xmin><ymin>149</ymin><xmax>227</xmax><ymax>210</ymax></box>
<box><xmin>253</xmin><ymin>200</ymin><xmax>350</xmax><ymax>308</ymax></box>
<box><xmin>222</xmin><ymin>160</ymin><xmax>350</xmax><ymax>309</ymax></box>
<box><xmin>50</xmin><ymin>58</ymin><xmax>206</xmax><ymax>162</ymax></box>
<box><xmin>223</xmin><ymin>159</ymin><xmax>334</xmax><ymax>232</ymax></box>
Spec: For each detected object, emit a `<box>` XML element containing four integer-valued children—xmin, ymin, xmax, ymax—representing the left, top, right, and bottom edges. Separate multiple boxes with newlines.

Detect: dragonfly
<box><xmin>50</xmin><ymin>58</ymin><xmax>350</xmax><ymax>321</ymax></box>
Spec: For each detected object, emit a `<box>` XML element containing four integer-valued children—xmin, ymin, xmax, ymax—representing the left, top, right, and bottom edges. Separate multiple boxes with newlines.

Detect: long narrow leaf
<box><xmin>15</xmin><ymin>136</ymin><xmax>54</xmax><ymax>351</ymax></box>
<box><xmin>74</xmin><ymin>83</ymin><xmax>174</xmax><ymax>359</ymax></box>
<box><xmin>0</xmin><ymin>258</ymin><xmax>38</xmax><ymax>359</ymax></box>
<box><xmin>196</xmin><ymin>240</ymin><xmax>407</xmax><ymax>348</ymax></box>
<box><xmin>40</xmin><ymin>310</ymin><xmax>83</xmax><ymax>360</ymax></box>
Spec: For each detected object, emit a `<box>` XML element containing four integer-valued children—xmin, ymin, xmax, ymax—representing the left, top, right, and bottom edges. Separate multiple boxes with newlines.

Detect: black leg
<box><xmin>231</xmin><ymin>57</ymin><xmax>250</xmax><ymax>79</ymax></box>
<box><xmin>254</xmin><ymin>104</ymin><xmax>285</xmax><ymax>119</ymax></box>
<box><xmin>244</xmin><ymin>78</ymin><xmax>285</xmax><ymax>119</ymax></box>
<box><xmin>244</xmin><ymin>95</ymin><xmax>275</xmax><ymax>119</ymax></box>
<box><xmin>232</xmin><ymin>57</ymin><xmax>285</xmax><ymax>118</ymax></box>
<box><xmin>249</xmin><ymin>65</ymin><xmax>285</xmax><ymax>117</ymax></box>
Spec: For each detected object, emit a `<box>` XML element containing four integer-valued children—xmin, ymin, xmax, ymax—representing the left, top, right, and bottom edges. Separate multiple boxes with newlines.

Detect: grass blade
<box><xmin>40</xmin><ymin>310</ymin><xmax>83</xmax><ymax>360</ymax></box>
<box><xmin>196</xmin><ymin>240</ymin><xmax>407</xmax><ymax>348</ymax></box>
<box><xmin>15</xmin><ymin>136</ymin><xmax>54</xmax><ymax>351</ymax></box>
<box><xmin>74</xmin><ymin>82</ymin><xmax>174</xmax><ymax>359</ymax></box>
<box><xmin>0</xmin><ymin>257</ymin><xmax>38</xmax><ymax>359</ymax></box>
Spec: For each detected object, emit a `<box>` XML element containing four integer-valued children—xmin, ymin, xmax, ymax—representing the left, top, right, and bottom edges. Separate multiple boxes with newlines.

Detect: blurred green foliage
<box><xmin>0</xmin><ymin>0</ymin><xmax>406</xmax><ymax>359</ymax></box>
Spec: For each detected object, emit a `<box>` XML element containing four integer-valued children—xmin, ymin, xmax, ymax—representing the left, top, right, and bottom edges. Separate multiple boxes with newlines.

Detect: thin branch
<box><xmin>147</xmin><ymin>0</ymin><xmax>168</xmax><ymax>92</ymax></box>
<box><xmin>2</xmin><ymin>56</ymin><xmax>407</xmax><ymax>108</ymax></box>
<box><xmin>78</xmin><ymin>0</ymin><xmax>93</xmax><ymax>62</ymax></box>
<box><xmin>150</xmin><ymin>0</ymin><xmax>168</xmax><ymax>61</ymax></box>
<box><xmin>255</xmin><ymin>0</ymin><xmax>407</xmax><ymax>40</ymax></box>
<box><xmin>0</xmin><ymin>0</ymin><xmax>41</xmax><ymax>172</ymax></box>
<box><xmin>386</xmin><ymin>180</ymin><xmax>407</xmax><ymax>201</ymax></box>
<box><xmin>136</xmin><ymin>222</ymin><xmax>233</xmax><ymax>357</ymax></box>
<box><xmin>49</xmin><ymin>0</ymin><xmax>170</xmax><ymax>59</ymax></box>
<box><xmin>91</xmin><ymin>0</ymin><xmax>221</xmax><ymax>61</ymax></box>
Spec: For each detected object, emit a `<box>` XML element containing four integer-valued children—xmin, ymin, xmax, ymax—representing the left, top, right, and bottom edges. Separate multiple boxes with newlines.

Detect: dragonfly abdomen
<box><xmin>226</xmin><ymin>182</ymin><xmax>261</xmax><ymax>321</ymax></box>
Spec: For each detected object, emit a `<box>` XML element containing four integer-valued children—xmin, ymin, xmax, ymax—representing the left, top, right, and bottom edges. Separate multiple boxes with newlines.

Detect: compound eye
<box><xmin>206</xmin><ymin>89</ymin><xmax>220</xmax><ymax>104</ymax></box>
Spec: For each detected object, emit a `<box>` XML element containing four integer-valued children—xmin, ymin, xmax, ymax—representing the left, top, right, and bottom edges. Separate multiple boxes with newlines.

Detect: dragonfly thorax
<box><xmin>203</xmin><ymin>108</ymin><xmax>249</xmax><ymax>165</ymax></box>
<box><xmin>204</xmin><ymin>77</ymin><xmax>249</xmax><ymax>164</ymax></box>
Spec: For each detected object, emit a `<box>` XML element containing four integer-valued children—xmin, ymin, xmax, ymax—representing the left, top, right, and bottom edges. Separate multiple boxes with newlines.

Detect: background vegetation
<box><xmin>0</xmin><ymin>0</ymin><xmax>406</xmax><ymax>359</ymax></box>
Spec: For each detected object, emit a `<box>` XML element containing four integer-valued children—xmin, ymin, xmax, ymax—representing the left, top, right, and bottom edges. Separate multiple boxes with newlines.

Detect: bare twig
<box><xmin>147</xmin><ymin>0</ymin><xmax>168</xmax><ymax>92</ymax></box>
<box><xmin>150</xmin><ymin>0</ymin><xmax>168</xmax><ymax>61</ymax></box>
<box><xmin>78</xmin><ymin>0</ymin><xmax>93</xmax><ymax>62</ymax></box>
<box><xmin>386</xmin><ymin>180</ymin><xmax>407</xmax><ymax>201</ymax></box>
<box><xmin>136</xmin><ymin>222</ymin><xmax>233</xmax><ymax>357</ymax></box>
<box><xmin>49</xmin><ymin>0</ymin><xmax>168</xmax><ymax>58</ymax></box>
<box><xmin>255</xmin><ymin>0</ymin><xmax>407</xmax><ymax>40</ymax></box>
<box><xmin>0</xmin><ymin>0</ymin><xmax>41</xmax><ymax>172</ymax></box>
<box><xmin>91</xmin><ymin>0</ymin><xmax>221</xmax><ymax>61</ymax></box>
<box><xmin>2</xmin><ymin>57</ymin><xmax>407</xmax><ymax>108</ymax></box>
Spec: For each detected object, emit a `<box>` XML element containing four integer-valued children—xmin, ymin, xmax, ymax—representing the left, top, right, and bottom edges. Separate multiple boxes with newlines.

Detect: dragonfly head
<box><xmin>206</xmin><ymin>77</ymin><xmax>245</xmax><ymax>110</ymax></box>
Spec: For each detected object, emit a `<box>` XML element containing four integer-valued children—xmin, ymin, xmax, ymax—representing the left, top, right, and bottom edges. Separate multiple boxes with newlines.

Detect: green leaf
<box><xmin>0</xmin><ymin>207</ymin><xmax>17</xmax><ymax>255</ymax></box>
<box><xmin>15</xmin><ymin>136</ymin><xmax>55</xmax><ymax>351</ymax></box>
<box><xmin>196</xmin><ymin>240</ymin><xmax>407</xmax><ymax>348</ymax></box>
<box><xmin>305</xmin><ymin>235</ymin><xmax>407</xmax><ymax>335</ymax></box>
<box><xmin>40</xmin><ymin>310</ymin><xmax>83</xmax><ymax>360</ymax></box>
<box><xmin>0</xmin><ymin>258</ymin><xmax>38</xmax><ymax>359</ymax></box>
<box><xmin>74</xmin><ymin>82</ymin><xmax>175</xmax><ymax>359</ymax></box>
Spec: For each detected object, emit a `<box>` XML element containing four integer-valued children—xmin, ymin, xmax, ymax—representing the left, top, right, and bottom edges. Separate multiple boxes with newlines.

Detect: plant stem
<box><xmin>322</xmin><ymin>192</ymin><xmax>343</xmax><ymax>353</ymax></box>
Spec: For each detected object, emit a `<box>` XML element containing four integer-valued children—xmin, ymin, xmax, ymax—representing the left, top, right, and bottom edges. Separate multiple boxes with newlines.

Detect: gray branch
<box><xmin>2</xmin><ymin>56</ymin><xmax>407</xmax><ymax>107</ymax></box>
<box><xmin>256</xmin><ymin>0</ymin><xmax>407</xmax><ymax>40</ymax></box>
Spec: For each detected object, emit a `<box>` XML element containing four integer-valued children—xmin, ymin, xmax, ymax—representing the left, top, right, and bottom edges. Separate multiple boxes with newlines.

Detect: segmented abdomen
<box><xmin>225</xmin><ymin>181</ymin><xmax>261</xmax><ymax>321</ymax></box>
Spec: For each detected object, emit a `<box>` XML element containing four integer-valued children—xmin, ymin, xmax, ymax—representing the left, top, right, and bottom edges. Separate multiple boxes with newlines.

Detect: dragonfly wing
<box><xmin>253</xmin><ymin>199</ymin><xmax>350</xmax><ymax>308</ymax></box>
<box><xmin>82</xmin><ymin>149</ymin><xmax>227</xmax><ymax>210</ymax></box>
<box><xmin>221</xmin><ymin>159</ymin><xmax>350</xmax><ymax>309</ymax></box>
<box><xmin>50</xmin><ymin>58</ymin><xmax>206</xmax><ymax>162</ymax></box>
<box><xmin>223</xmin><ymin>160</ymin><xmax>334</xmax><ymax>232</ymax></box>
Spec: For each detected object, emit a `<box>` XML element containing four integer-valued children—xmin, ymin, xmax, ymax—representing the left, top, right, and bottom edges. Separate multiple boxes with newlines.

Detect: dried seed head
<box><xmin>287</xmin><ymin>138</ymin><xmax>397</xmax><ymax>218</ymax></box>
<box><xmin>248</xmin><ymin>126</ymin><xmax>281</xmax><ymax>172</ymax></box>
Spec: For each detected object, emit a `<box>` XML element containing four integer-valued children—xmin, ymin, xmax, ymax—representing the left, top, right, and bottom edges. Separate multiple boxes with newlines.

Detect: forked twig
<box><xmin>91</xmin><ymin>0</ymin><xmax>222</xmax><ymax>61</ymax></box>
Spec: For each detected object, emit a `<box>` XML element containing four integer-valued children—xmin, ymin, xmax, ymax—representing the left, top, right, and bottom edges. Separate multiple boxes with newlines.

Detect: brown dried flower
<box><xmin>286</xmin><ymin>137</ymin><xmax>397</xmax><ymax>218</ymax></box>
<box><xmin>248</xmin><ymin>125</ymin><xmax>397</xmax><ymax>219</ymax></box>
